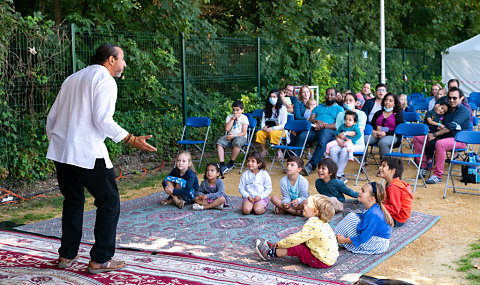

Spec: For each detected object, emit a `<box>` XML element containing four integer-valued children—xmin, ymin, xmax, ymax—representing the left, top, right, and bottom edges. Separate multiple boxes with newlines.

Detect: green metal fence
<box><xmin>0</xmin><ymin>24</ymin><xmax>441</xmax><ymax>181</ymax></box>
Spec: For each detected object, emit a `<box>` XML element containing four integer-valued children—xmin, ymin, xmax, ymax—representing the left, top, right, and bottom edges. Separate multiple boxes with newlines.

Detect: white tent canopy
<box><xmin>442</xmin><ymin>34</ymin><xmax>480</xmax><ymax>96</ymax></box>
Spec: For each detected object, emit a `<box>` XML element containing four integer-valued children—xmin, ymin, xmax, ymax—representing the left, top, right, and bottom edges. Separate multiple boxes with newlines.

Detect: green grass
<box><xmin>457</xmin><ymin>238</ymin><xmax>480</xmax><ymax>284</ymax></box>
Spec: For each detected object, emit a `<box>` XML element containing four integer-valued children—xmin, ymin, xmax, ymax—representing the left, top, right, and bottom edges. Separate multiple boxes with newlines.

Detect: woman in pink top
<box><xmin>366</xmin><ymin>93</ymin><xmax>404</xmax><ymax>161</ymax></box>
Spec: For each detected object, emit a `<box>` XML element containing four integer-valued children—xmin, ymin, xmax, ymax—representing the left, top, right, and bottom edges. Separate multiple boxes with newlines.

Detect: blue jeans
<box><xmin>295</xmin><ymin>128</ymin><xmax>336</xmax><ymax>170</ymax></box>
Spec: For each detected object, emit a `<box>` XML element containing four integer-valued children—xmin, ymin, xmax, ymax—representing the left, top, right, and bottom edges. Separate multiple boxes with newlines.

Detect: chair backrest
<box><xmin>469</xmin><ymin>92</ymin><xmax>480</xmax><ymax>105</ymax></box>
<box><xmin>185</xmin><ymin>117</ymin><xmax>211</xmax><ymax>127</ymax></box>
<box><xmin>403</xmin><ymin>111</ymin><xmax>420</xmax><ymax>123</ymax></box>
<box><xmin>410</xmin><ymin>93</ymin><xmax>425</xmax><ymax>98</ymax></box>
<box><xmin>473</xmin><ymin>116</ymin><xmax>479</xmax><ymax>127</ymax></box>
<box><xmin>243</xmin><ymin>113</ymin><xmax>252</xmax><ymax>119</ymax></box>
<box><xmin>411</xmin><ymin>99</ymin><xmax>429</xmax><ymax>112</ymax></box>
<box><xmin>287</xmin><ymin>114</ymin><xmax>294</xmax><ymax>122</ymax></box>
<box><xmin>283</xmin><ymin>120</ymin><xmax>311</xmax><ymax>132</ymax></box>
<box><xmin>363</xmin><ymin>124</ymin><xmax>373</xmax><ymax>136</ymax></box>
<box><xmin>247</xmin><ymin>117</ymin><xmax>257</xmax><ymax>129</ymax></box>
<box><xmin>252</xmin><ymin>109</ymin><xmax>264</xmax><ymax>118</ymax></box>
<box><xmin>468</xmin><ymin>102</ymin><xmax>477</xmax><ymax>111</ymax></box>
<box><xmin>394</xmin><ymin>123</ymin><xmax>429</xmax><ymax>137</ymax></box>
<box><xmin>455</xmin><ymin>130</ymin><xmax>480</xmax><ymax>144</ymax></box>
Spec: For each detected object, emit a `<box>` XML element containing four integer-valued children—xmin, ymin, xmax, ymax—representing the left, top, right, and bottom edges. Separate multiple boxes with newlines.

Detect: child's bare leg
<box><xmin>171</xmin><ymin>184</ymin><xmax>184</xmax><ymax>208</ymax></box>
<box><xmin>217</xmin><ymin>144</ymin><xmax>225</xmax><ymax>163</ymax></box>
<box><xmin>253</xmin><ymin>203</ymin><xmax>266</xmax><ymax>215</ymax></box>
<box><xmin>194</xmin><ymin>196</ymin><xmax>208</xmax><ymax>205</ymax></box>
<box><xmin>231</xmin><ymin>146</ymin><xmax>241</xmax><ymax>161</ymax></box>
<box><xmin>284</xmin><ymin>200</ymin><xmax>307</xmax><ymax>216</ymax></box>
<box><xmin>242</xmin><ymin>200</ymin><xmax>254</xmax><ymax>215</ymax></box>
<box><xmin>275</xmin><ymin>248</ymin><xmax>288</xmax><ymax>257</ymax></box>
<box><xmin>270</xmin><ymin>196</ymin><xmax>286</xmax><ymax>214</ymax></box>
<box><xmin>203</xmin><ymin>196</ymin><xmax>226</xmax><ymax>209</ymax></box>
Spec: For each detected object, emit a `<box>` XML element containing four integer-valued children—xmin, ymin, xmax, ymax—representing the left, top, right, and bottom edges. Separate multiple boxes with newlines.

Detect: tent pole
<box><xmin>380</xmin><ymin>0</ymin><xmax>386</xmax><ymax>84</ymax></box>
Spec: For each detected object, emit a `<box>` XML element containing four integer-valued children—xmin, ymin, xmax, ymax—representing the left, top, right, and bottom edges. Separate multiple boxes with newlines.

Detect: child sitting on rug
<box><xmin>379</xmin><ymin>157</ymin><xmax>413</xmax><ymax>227</ymax></box>
<box><xmin>192</xmin><ymin>163</ymin><xmax>229</xmax><ymax>211</ymax></box>
<box><xmin>270</xmin><ymin>156</ymin><xmax>309</xmax><ymax>216</ymax></box>
<box><xmin>239</xmin><ymin>151</ymin><xmax>272</xmax><ymax>215</ymax></box>
<box><xmin>160</xmin><ymin>151</ymin><xmax>199</xmax><ymax>209</ymax></box>
<box><xmin>315</xmin><ymin>158</ymin><xmax>358</xmax><ymax>212</ymax></box>
<box><xmin>255</xmin><ymin>194</ymin><xmax>339</xmax><ymax>268</ymax></box>
<box><xmin>334</xmin><ymin>182</ymin><xmax>393</xmax><ymax>254</ymax></box>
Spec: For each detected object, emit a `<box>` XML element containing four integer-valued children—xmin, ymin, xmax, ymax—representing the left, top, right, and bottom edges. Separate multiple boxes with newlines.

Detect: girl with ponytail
<box><xmin>334</xmin><ymin>182</ymin><xmax>393</xmax><ymax>254</ymax></box>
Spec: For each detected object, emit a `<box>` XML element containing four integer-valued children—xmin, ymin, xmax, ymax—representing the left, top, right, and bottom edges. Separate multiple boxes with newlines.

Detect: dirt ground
<box><xmin>213</xmin><ymin>158</ymin><xmax>480</xmax><ymax>285</ymax></box>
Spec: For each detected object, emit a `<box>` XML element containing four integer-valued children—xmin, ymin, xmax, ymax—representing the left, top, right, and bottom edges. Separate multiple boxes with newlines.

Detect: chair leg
<box><xmin>443</xmin><ymin>163</ymin><xmax>454</xmax><ymax>199</ymax></box>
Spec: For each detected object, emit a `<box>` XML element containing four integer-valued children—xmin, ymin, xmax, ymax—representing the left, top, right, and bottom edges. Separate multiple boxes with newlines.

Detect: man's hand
<box><xmin>131</xmin><ymin>135</ymin><xmax>157</xmax><ymax>152</ymax></box>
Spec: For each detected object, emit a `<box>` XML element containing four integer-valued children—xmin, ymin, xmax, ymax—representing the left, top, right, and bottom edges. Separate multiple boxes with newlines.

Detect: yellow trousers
<box><xmin>255</xmin><ymin>130</ymin><xmax>285</xmax><ymax>145</ymax></box>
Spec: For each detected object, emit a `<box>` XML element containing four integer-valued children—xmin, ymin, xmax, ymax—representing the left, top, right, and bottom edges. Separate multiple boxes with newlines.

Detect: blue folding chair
<box><xmin>348</xmin><ymin>124</ymin><xmax>373</xmax><ymax>186</ymax></box>
<box><xmin>176</xmin><ymin>117</ymin><xmax>211</xmax><ymax>168</ymax></box>
<box><xmin>385</xmin><ymin>123</ymin><xmax>429</xmax><ymax>192</ymax></box>
<box><xmin>236</xmin><ymin>117</ymin><xmax>257</xmax><ymax>174</ymax></box>
<box><xmin>268</xmin><ymin>120</ymin><xmax>311</xmax><ymax>173</ymax></box>
<box><xmin>411</xmin><ymin>98</ymin><xmax>429</xmax><ymax>113</ymax></box>
<box><xmin>469</xmin><ymin>92</ymin><xmax>480</xmax><ymax>110</ymax></box>
<box><xmin>444</xmin><ymin>131</ymin><xmax>480</xmax><ymax>198</ymax></box>
<box><xmin>403</xmin><ymin>111</ymin><xmax>420</xmax><ymax>123</ymax></box>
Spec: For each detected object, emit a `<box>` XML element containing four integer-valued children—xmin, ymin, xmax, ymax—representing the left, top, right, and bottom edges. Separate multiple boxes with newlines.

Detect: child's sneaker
<box><xmin>215</xmin><ymin>203</ymin><xmax>224</xmax><ymax>210</ymax></box>
<box><xmin>192</xmin><ymin>203</ymin><xmax>204</xmax><ymax>211</ymax></box>
<box><xmin>255</xmin><ymin>239</ymin><xmax>272</xmax><ymax>260</ymax></box>
<box><xmin>348</xmin><ymin>152</ymin><xmax>354</xmax><ymax>161</ymax></box>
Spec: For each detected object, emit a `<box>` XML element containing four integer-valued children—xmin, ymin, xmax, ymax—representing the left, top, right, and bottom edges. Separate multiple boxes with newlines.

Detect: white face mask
<box><xmin>344</xmin><ymin>103</ymin><xmax>355</xmax><ymax>111</ymax></box>
<box><xmin>269</xmin><ymin>97</ymin><xmax>278</xmax><ymax>106</ymax></box>
<box><xmin>384</xmin><ymin>106</ymin><xmax>394</xmax><ymax>112</ymax></box>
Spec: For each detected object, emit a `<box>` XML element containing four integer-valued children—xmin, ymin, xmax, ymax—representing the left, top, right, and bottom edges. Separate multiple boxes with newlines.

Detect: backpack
<box><xmin>460</xmin><ymin>151</ymin><xmax>480</xmax><ymax>185</ymax></box>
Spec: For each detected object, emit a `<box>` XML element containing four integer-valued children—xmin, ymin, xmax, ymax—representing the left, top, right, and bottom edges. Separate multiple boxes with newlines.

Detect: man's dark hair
<box><xmin>326</xmin><ymin>87</ymin><xmax>336</xmax><ymax>95</ymax></box>
<box><xmin>447</xmin><ymin>87</ymin><xmax>464</xmax><ymax>100</ymax></box>
<box><xmin>345</xmin><ymin>110</ymin><xmax>358</xmax><ymax>122</ymax></box>
<box><xmin>318</xmin><ymin>158</ymin><xmax>337</xmax><ymax>179</ymax></box>
<box><xmin>448</xmin><ymin>79</ymin><xmax>460</xmax><ymax>88</ymax></box>
<box><xmin>375</xmin><ymin>83</ymin><xmax>387</xmax><ymax>91</ymax></box>
<box><xmin>91</xmin><ymin>44</ymin><xmax>120</xmax><ymax>65</ymax></box>
<box><xmin>232</xmin><ymin>100</ymin><xmax>244</xmax><ymax>109</ymax></box>
<box><xmin>381</xmin><ymin>157</ymin><xmax>404</xmax><ymax>179</ymax></box>
<box><xmin>285</xmin><ymin>84</ymin><xmax>294</xmax><ymax>88</ymax></box>
<box><xmin>287</xmin><ymin>156</ymin><xmax>304</xmax><ymax>169</ymax></box>
<box><xmin>438</xmin><ymin>102</ymin><xmax>451</xmax><ymax>112</ymax></box>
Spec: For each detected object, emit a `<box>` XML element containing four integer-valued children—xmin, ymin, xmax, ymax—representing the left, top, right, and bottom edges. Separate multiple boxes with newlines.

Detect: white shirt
<box><xmin>368</xmin><ymin>103</ymin><xmax>382</xmax><ymax>123</ymax></box>
<box><xmin>238</xmin><ymin>169</ymin><xmax>272</xmax><ymax>199</ymax></box>
<box><xmin>225</xmin><ymin>114</ymin><xmax>249</xmax><ymax>137</ymax></box>
<box><xmin>46</xmin><ymin>65</ymin><xmax>128</xmax><ymax>169</ymax></box>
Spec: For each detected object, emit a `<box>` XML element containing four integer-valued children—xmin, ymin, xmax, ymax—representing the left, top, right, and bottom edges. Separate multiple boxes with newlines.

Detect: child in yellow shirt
<box><xmin>255</xmin><ymin>194</ymin><xmax>339</xmax><ymax>268</ymax></box>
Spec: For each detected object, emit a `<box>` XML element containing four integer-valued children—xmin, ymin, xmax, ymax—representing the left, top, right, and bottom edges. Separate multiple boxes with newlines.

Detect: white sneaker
<box><xmin>192</xmin><ymin>203</ymin><xmax>204</xmax><ymax>211</ymax></box>
<box><xmin>215</xmin><ymin>203</ymin><xmax>224</xmax><ymax>210</ymax></box>
<box><xmin>348</xmin><ymin>152</ymin><xmax>354</xmax><ymax>161</ymax></box>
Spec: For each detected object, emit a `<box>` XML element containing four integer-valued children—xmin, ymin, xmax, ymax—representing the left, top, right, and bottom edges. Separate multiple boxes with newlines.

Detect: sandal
<box><xmin>176</xmin><ymin>200</ymin><xmax>185</xmax><ymax>209</ymax></box>
<box><xmin>159</xmin><ymin>198</ymin><xmax>173</xmax><ymax>205</ymax></box>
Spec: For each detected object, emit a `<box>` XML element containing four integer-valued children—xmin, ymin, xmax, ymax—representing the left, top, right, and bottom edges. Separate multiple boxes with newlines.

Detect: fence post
<box><xmin>180</xmin><ymin>33</ymin><xmax>187</xmax><ymax>127</ymax></box>
<box><xmin>257</xmin><ymin>37</ymin><xmax>261</xmax><ymax>103</ymax></box>
<box><xmin>423</xmin><ymin>50</ymin><xmax>427</xmax><ymax>92</ymax></box>
<box><xmin>402</xmin><ymin>48</ymin><xmax>406</xmax><ymax>94</ymax></box>
<box><xmin>347</xmin><ymin>43</ymin><xmax>351</xmax><ymax>90</ymax></box>
<box><xmin>70</xmin><ymin>23</ymin><xmax>76</xmax><ymax>73</ymax></box>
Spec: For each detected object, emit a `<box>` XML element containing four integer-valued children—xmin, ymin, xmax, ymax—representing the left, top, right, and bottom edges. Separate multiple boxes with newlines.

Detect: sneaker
<box><xmin>215</xmin><ymin>203</ymin><xmax>224</xmax><ymax>210</ymax></box>
<box><xmin>223</xmin><ymin>165</ymin><xmax>234</xmax><ymax>174</ymax></box>
<box><xmin>426</xmin><ymin>175</ymin><xmax>442</xmax><ymax>184</ymax></box>
<box><xmin>220</xmin><ymin>165</ymin><xmax>227</xmax><ymax>174</ymax></box>
<box><xmin>87</xmin><ymin>259</ymin><xmax>126</xmax><ymax>274</ymax></box>
<box><xmin>306</xmin><ymin>152</ymin><xmax>312</xmax><ymax>159</ymax></box>
<box><xmin>192</xmin><ymin>203</ymin><xmax>204</xmax><ymax>211</ymax></box>
<box><xmin>255</xmin><ymin>239</ymin><xmax>271</xmax><ymax>260</ymax></box>
<box><xmin>348</xmin><ymin>152</ymin><xmax>354</xmax><ymax>161</ymax></box>
<box><xmin>57</xmin><ymin>255</ymin><xmax>79</xmax><ymax>269</ymax></box>
<box><xmin>338</xmin><ymin>175</ymin><xmax>348</xmax><ymax>183</ymax></box>
<box><xmin>418</xmin><ymin>168</ymin><xmax>428</xmax><ymax>178</ymax></box>
<box><xmin>303</xmin><ymin>164</ymin><xmax>313</xmax><ymax>176</ymax></box>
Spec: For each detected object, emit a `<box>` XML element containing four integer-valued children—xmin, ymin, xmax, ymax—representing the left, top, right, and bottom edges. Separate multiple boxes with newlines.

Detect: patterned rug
<box><xmin>17</xmin><ymin>193</ymin><xmax>440</xmax><ymax>284</ymax></box>
<box><xmin>0</xmin><ymin>230</ymin><xmax>344</xmax><ymax>285</ymax></box>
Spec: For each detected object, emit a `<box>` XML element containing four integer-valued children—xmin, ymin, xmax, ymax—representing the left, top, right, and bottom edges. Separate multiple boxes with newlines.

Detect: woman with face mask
<box><xmin>330</xmin><ymin>93</ymin><xmax>367</xmax><ymax>182</ymax></box>
<box><xmin>366</xmin><ymin>93</ymin><xmax>404</xmax><ymax>170</ymax></box>
<box><xmin>256</xmin><ymin>89</ymin><xmax>289</xmax><ymax>159</ymax></box>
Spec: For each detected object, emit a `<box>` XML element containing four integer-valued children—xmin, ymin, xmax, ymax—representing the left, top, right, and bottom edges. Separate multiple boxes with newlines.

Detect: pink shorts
<box><xmin>243</xmin><ymin>197</ymin><xmax>269</xmax><ymax>208</ymax></box>
<box><xmin>287</xmin><ymin>243</ymin><xmax>331</xmax><ymax>268</ymax></box>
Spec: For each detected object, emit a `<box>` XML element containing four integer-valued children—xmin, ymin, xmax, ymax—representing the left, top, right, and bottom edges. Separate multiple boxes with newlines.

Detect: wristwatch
<box><xmin>433</xmin><ymin>132</ymin><xmax>438</xmax><ymax>137</ymax></box>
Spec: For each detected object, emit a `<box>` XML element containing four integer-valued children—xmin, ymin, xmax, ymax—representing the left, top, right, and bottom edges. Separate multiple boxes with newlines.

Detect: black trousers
<box><xmin>55</xmin><ymin>159</ymin><xmax>120</xmax><ymax>263</ymax></box>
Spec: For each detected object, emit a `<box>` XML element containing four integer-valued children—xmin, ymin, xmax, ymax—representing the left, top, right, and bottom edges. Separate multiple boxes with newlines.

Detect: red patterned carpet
<box><xmin>0</xmin><ymin>230</ymin><xmax>345</xmax><ymax>285</ymax></box>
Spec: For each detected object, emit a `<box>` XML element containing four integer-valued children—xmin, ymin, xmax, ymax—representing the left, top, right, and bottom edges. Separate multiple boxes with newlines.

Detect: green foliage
<box><xmin>456</xmin><ymin>238</ymin><xmax>480</xmax><ymax>283</ymax></box>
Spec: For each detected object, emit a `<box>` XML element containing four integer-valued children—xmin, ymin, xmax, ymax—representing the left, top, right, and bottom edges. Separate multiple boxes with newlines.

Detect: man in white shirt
<box><xmin>46</xmin><ymin>44</ymin><xmax>157</xmax><ymax>274</ymax></box>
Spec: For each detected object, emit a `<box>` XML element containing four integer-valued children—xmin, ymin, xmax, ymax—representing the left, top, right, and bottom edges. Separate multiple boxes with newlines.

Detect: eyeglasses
<box><xmin>377</xmin><ymin>88</ymin><xmax>386</xmax><ymax>92</ymax></box>
<box><xmin>448</xmin><ymin>96</ymin><xmax>459</xmax><ymax>101</ymax></box>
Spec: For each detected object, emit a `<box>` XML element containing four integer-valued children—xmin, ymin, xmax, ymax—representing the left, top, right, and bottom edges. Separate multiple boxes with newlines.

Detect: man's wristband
<box><xmin>433</xmin><ymin>132</ymin><xmax>438</xmax><ymax>137</ymax></box>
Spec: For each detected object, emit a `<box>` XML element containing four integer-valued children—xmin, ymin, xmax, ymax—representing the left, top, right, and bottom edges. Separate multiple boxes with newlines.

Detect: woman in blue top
<box><xmin>293</xmin><ymin>85</ymin><xmax>312</xmax><ymax>120</ymax></box>
<box><xmin>334</xmin><ymin>182</ymin><xmax>394</xmax><ymax>254</ymax></box>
